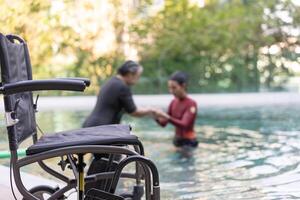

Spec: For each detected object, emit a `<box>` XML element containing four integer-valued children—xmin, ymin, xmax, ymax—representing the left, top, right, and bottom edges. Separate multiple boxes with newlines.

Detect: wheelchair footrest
<box><xmin>84</xmin><ymin>189</ymin><xmax>124</xmax><ymax>200</ymax></box>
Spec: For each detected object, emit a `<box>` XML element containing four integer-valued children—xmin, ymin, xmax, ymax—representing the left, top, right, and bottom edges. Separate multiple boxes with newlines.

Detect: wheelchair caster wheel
<box><xmin>22</xmin><ymin>185</ymin><xmax>65</xmax><ymax>200</ymax></box>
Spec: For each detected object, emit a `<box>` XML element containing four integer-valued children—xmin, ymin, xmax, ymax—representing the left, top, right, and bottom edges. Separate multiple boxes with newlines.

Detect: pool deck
<box><xmin>32</xmin><ymin>93</ymin><xmax>300</xmax><ymax>110</ymax></box>
<box><xmin>1</xmin><ymin>92</ymin><xmax>300</xmax><ymax>112</ymax></box>
<box><xmin>0</xmin><ymin>165</ymin><xmax>61</xmax><ymax>199</ymax></box>
<box><xmin>0</xmin><ymin>184</ymin><xmax>21</xmax><ymax>199</ymax></box>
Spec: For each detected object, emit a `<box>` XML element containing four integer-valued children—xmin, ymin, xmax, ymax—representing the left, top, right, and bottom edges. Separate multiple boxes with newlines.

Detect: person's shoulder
<box><xmin>114</xmin><ymin>78</ymin><xmax>131</xmax><ymax>95</ymax></box>
<box><xmin>108</xmin><ymin>76</ymin><xmax>127</xmax><ymax>89</ymax></box>
<box><xmin>170</xmin><ymin>97</ymin><xmax>178</xmax><ymax>104</ymax></box>
<box><xmin>110</xmin><ymin>76</ymin><xmax>122</xmax><ymax>84</ymax></box>
<box><xmin>186</xmin><ymin>96</ymin><xmax>197</xmax><ymax>114</ymax></box>
<box><xmin>186</xmin><ymin>96</ymin><xmax>197</xmax><ymax>106</ymax></box>
<box><xmin>103</xmin><ymin>76</ymin><xmax>118</xmax><ymax>86</ymax></box>
<box><xmin>168</xmin><ymin>98</ymin><xmax>176</xmax><ymax>108</ymax></box>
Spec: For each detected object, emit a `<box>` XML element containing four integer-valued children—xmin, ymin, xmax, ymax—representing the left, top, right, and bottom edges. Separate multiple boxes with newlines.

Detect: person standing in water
<box><xmin>156</xmin><ymin>71</ymin><xmax>198</xmax><ymax>148</ymax></box>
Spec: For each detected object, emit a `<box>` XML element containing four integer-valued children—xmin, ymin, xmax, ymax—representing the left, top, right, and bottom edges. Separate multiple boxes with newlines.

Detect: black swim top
<box><xmin>83</xmin><ymin>76</ymin><xmax>137</xmax><ymax>127</ymax></box>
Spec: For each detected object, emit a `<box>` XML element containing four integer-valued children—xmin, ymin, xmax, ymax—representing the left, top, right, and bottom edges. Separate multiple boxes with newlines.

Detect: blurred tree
<box><xmin>0</xmin><ymin>0</ymin><xmax>130</xmax><ymax>94</ymax></box>
<box><xmin>0</xmin><ymin>0</ymin><xmax>299</xmax><ymax>94</ymax></box>
<box><xmin>131</xmin><ymin>0</ymin><xmax>300</xmax><ymax>93</ymax></box>
<box><xmin>0</xmin><ymin>1</ymin><xmax>68</xmax><ymax>78</ymax></box>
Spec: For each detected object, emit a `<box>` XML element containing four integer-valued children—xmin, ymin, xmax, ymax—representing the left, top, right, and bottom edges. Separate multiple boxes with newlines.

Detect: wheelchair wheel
<box><xmin>22</xmin><ymin>185</ymin><xmax>65</xmax><ymax>200</ymax></box>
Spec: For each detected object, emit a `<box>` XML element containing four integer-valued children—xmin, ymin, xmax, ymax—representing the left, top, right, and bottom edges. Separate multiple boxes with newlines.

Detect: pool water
<box><xmin>1</xmin><ymin>105</ymin><xmax>300</xmax><ymax>199</ymax></box>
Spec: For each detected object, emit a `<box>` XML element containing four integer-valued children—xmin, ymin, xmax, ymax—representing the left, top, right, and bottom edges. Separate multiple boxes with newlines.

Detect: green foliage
<box><xmin>0</xmin><ymin>0</ymin><xmax>299</xmax><ymax>94</ymax></box>
<box><xmin>0</xmin><ymin>0</ymin><xmax>126</xmax><ymax>94</ymax></box>
<box><xmin>131</xmin><ymin>0</ymin><xmax>300</xmax><ymax>93</ymax></box>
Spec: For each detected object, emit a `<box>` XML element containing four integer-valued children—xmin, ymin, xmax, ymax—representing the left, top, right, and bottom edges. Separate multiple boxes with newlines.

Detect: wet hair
<box><xmin>117</xmin><ymin>60</ymin><xmax>142</xmax><ymax>76</ymax></box>
<box><xmin>169</xmin><ymin>71</ymin><xmax>188</xmax><ymax>86</ymax></box>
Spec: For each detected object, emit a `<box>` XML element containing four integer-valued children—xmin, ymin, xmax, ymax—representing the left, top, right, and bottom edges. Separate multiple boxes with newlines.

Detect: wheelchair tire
<box><xmin>22</xmin><ymin>185</ymin><xmax>65</xmax><ymax>200</ymax></box>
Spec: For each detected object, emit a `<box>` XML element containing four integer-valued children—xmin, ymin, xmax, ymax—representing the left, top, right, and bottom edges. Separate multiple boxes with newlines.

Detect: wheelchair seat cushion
<box><xmin>26</xmin><ymin>124</ymin><xmax>138</xmax><ymax>155</ymax></box>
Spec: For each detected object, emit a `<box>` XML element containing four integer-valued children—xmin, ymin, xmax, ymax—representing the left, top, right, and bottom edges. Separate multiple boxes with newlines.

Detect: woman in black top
<box><xmin>83</xmin><ymin>60</ymin><xmax>156</xmax><ymax>127</ymax></box>
<box><xmin>83</xmin><ymin>60</ymin><xmax>163</xmax><ymax>192</ymax></box>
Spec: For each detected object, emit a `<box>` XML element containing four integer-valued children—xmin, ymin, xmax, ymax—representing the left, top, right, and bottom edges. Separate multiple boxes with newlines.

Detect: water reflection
<box><xmin>0</xmin><ymin>105</ymin><xmax>300</xmax><ymax>199</ymax></box>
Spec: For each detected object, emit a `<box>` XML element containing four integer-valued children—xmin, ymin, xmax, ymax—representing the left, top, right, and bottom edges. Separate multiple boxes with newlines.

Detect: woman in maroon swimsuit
<box><xmin>156</xmin><ymin>71</ymin><xmax>198</xmax><ymax>148</ymax></box>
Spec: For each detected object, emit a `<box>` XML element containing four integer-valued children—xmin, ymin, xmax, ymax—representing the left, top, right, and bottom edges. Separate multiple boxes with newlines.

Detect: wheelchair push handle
<box><xmin>57</xmin><ymin>77</ymin><xmax>91</xmax><ymax>87</ymax></box>
<box><xmin>0</xmin><ymin>78</ymin><xmax>90</xmax><ymax>95</ymax></box>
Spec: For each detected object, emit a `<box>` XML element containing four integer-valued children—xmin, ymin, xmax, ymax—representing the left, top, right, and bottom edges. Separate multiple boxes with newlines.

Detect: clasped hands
<box><xmin>150</xmin><ymin>108</ymin><xmax>170</xmax><ymax>120</ymax></box>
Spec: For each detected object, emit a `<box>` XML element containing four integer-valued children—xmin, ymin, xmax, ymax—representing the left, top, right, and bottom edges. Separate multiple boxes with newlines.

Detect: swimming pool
<box><xmin>1</xmin><ymin>105</ymin><xmax>300</xmax><ymax>199</ymax></box>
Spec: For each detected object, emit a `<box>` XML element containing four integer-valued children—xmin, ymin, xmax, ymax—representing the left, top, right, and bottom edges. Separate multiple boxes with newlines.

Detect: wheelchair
<box><xmin>0</xmin><ymin>33</ymin><xmax>160</xmax><ymax>200</ymax></box>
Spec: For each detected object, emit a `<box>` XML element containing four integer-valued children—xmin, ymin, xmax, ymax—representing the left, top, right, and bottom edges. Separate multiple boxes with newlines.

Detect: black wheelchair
<box><xmin>0</xmin><ymin>33</ymin><xmax>160</xmax><ymax>200</ymax></box>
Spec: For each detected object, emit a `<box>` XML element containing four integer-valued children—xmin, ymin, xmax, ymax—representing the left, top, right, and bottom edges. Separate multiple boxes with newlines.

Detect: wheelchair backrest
<box><xmin>0</xmin><ymin>33</ymin><xmax>37</xmax><ymax>151</ymax></box>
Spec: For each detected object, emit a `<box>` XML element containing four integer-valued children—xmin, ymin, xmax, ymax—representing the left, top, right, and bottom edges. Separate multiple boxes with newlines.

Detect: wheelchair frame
<box><xmin>0</xmin><ymin>33</ymin><xmax>160</xmax><ymax>200</ymax></box>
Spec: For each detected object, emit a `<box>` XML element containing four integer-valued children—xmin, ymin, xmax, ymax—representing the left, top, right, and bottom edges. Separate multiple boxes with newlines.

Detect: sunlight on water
<box><xmin>1</xmin><ymin>105</ymin><xmax>300</xmax><ymax>199</ymax></box>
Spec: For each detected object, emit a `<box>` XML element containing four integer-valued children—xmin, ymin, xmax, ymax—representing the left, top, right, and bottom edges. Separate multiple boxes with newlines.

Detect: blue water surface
<box><xmin>1</xmin><ymin>105</ymin><xmax>300</xmax><ymax>199</ymax></box>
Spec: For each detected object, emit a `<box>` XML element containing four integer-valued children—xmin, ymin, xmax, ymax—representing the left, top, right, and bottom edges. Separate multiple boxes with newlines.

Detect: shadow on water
<box><xmin>1</xmin><ymin>105</ymin><xmax>300</xmax><ymax>199</ymax></box>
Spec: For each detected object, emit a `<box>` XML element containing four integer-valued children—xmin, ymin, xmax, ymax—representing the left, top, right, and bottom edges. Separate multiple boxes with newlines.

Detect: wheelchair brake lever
<box><xmin>33</xmin><ymin>94</ymin><xmax>39</xmax><ymax>112</ymax></box>
<box><xmin>58</xmin><ymin>156</ymin><xmax>68</xmax><ymax>171</ymax></box>
<box><xmin>5</xmin><ymin>98</ymin><xmax>20</xmax><ymax>127</ymax></box>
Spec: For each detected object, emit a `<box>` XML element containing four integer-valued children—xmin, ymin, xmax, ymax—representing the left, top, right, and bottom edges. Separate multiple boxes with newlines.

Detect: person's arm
<box><xmin>155</xmin><ymin>102</ymin><xmax>172</xmax><ymax>127</ymax></box>
<box><xmin>119</xmin><ymin>86</ymin><xmax>154</xmax><ymax>117</ymax></box>
<box><xmin>168</xmin><ymin>103</ymin><xmax>197</xmax><ymax>129</ymax></box>
<box><xmin>156</xmin><ymin>116</ymin><xmax>168</xmax><ymax>127</ymax></box>
<box><xmin>130</xmin><ymin>107</ymin><xmax>154</xmax><ymax>117</ymax></box>
<box><xmin>119</xmin><ymin>86</ymin><xmax>137</xmax><ymax>114</ymax></box>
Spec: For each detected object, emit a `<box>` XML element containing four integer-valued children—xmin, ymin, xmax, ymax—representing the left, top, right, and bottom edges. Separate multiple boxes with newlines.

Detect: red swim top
<box><xmin>157</xmin><ymin>96</ymin><xmax>197</xmax><ymax>140</ymax></box>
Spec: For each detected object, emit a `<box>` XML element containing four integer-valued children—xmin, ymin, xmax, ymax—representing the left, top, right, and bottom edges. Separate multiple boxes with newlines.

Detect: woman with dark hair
<box><xmin>83</xmin><ymin>60</ymin><xmax>165</xmax><ymax>191</ymax></box>
<box><xmin>83</xmin><ymin>60</ymin><xmax>156</xmax><ymax>127</ymax></box>
<box><xmin>156</xmin><ymin>71</ymin><xmax>198</xmax><ymax>148</ymax></box>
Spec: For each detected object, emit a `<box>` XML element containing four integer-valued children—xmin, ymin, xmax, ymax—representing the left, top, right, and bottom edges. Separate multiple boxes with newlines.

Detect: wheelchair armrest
<box><xmin>57</xmin><ymin>77</ymin><xmax>91</xmax><ymax>87</ymax></box>
<box><xmin>0</xmin><ymin>79</ymin><xmax>88</xmax><ymax>95</ymax></box>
